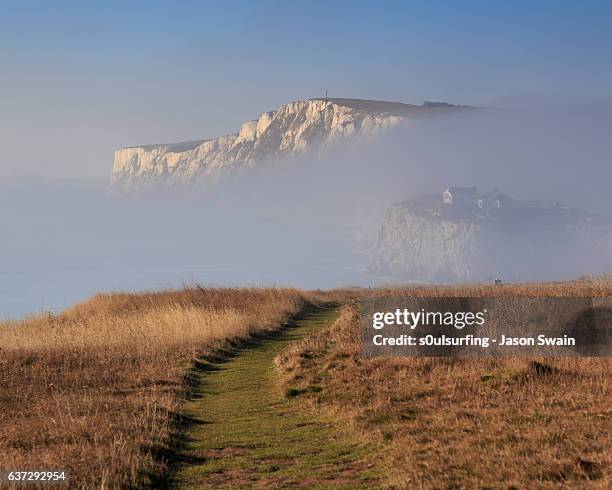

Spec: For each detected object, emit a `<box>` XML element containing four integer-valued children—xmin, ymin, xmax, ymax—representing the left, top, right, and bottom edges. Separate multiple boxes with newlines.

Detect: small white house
<box><xmin>443</xmin><ymin>187</ymin><xmax>479</xmax><ymax>206</ymax></box>
<box><xmin>480</xmin><ymin>189</ymin><xmax>512</xmax><ymax>209</ymax></box>
<box><xmin>443</xmin><ymin>187</ymin><xmax>512</xmax><ymax>209</ymax></box>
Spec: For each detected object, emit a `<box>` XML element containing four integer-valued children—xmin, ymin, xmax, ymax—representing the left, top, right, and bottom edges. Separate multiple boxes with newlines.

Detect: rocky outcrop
<box><xmin>110</xmin><ymin>98</ymin><xmax>465</xmax><ymax>190</ymax></box>
<box><xmin>370</xmin><ymin>195</ymin><xmax>612</xmax><ymax>282</ymax></box>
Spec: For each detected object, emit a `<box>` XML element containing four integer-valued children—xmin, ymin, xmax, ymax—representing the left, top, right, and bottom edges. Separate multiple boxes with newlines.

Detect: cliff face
<box><xmin>110</xmin><ymin>98</ymin><xmax>462</xmax><ymax>189</ymax></box>
<box><xmin>371</xmin><ymin>205</ymin><xmax>483</xmax><ymax>281</ymax></box>
<box><xmin>370</xmin><ymin>196</ymin><xmax>612</xmax><ymax>282</ymax></box>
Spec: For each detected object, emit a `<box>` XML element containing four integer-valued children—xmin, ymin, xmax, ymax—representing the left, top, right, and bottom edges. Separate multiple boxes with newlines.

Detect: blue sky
<box><xmin>1</xmin><ymin>0</ymin><xmax>611</xmax><ymax>179</ymax></box>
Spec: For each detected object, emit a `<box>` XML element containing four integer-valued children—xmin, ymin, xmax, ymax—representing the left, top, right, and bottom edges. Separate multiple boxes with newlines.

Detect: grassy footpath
<box><xmin>0</xmin><ymin>288</ymin><xmax>309</xmax><ymax>488</ymax></box>
<box><xmin>172</xmin><ymin>305</ymin><xmax>379</xmax><ymax>489</ymax></box>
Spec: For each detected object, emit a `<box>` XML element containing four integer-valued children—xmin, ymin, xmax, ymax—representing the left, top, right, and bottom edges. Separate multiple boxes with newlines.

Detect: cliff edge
<box><xmin>370</xmin><ymin>190</ymin><xmax>612</xmax><ymax>282</ymax></box>
<box><xmin>110</xmin><ymin>98</ymin><xmax>465</xmax><ymax>190</ymax></box>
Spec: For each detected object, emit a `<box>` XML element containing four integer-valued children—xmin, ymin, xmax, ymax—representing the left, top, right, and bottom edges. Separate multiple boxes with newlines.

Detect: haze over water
<box><xmin>2</xmin><ymin>2</ymin><xmax>612</xmax><ymax>318</ymax></box>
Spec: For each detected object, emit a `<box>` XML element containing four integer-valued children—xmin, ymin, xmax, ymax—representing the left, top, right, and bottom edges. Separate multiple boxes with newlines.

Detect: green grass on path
<box><xmin>171</xmin><ymin>305</ymin><xmax>379</xmax><ymax>489</ymax></box>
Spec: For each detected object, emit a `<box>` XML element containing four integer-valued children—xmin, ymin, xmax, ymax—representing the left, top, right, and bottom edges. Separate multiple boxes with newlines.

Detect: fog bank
<box><xmin>2</xmin><ymin>98</ymin><xmax>611</xmax><ymax>318</ymax></box>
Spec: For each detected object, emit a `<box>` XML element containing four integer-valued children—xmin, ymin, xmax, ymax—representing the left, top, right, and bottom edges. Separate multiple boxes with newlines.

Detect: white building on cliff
<box><xmin>443</xmin><ymin>187</ymin><xmax>514</xmax><ymax>209</ymax></box>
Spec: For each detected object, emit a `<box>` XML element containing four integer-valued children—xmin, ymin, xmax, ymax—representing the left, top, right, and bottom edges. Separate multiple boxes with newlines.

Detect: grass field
<box><xmin>0</xmin><ymin>280</ymin><xmax>610</xmax><ymax>488</ymax></box>
<box><xmin>0</xmin><ymin>287</ymin><xmax>311</xmax><ymax>488</ymax></box>
<box><xmin>278</xmin><ymin>280</ymin><xmax>612</xmax><ymax>488</ymax></box>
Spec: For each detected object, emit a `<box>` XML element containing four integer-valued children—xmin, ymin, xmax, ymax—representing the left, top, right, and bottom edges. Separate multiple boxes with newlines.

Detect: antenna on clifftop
<box><xmin>325</xmin><ymin>90</ymin><xmax>328</xmax><ymax>100</ymax></box>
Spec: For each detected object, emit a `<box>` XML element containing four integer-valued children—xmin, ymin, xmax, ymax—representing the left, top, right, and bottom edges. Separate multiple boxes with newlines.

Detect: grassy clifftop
<box><xmin>277</xmin><ymin>281</ymin><xmax>612</xmax><ymax>488</ymax></box>
<box><xmin>0</xmin><ymin>287</ymin><xmax>311</xmax><ymax>488</ymax></box>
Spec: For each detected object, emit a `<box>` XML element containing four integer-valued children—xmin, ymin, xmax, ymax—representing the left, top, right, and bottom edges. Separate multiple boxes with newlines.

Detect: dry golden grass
<box><xmin>0</xmin><ymin>287</ymin><xmax>311</xmax><ymax>488</ymax></box>
<box><xmin>2</xmin><ymin>280</ymin><xmax>609</xmax><ymax>488</ymax></box>
<box><xmin>353</xmin><ymin>277</ymin><xmax>612</xmax><ymax>299</ymax></box>
<box><xmin>278</xmin><ymin>280</ymin><xmax>612</xmax><ymax>489</ymax></box>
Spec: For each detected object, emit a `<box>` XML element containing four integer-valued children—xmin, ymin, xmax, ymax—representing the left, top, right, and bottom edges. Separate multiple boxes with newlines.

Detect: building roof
<box><xmin>480</xmin><ymin>189</ymin><xmax>513</xmax><ymax>201</ymax></box>
<box><xmin>446</xmin><ymin>186</ymin><xmax>478</xmax><ymax>194</ymax></box>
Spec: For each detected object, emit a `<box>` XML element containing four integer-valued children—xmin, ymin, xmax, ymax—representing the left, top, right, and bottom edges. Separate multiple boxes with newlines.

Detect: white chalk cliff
<box><xmin>110</xmin><ymin>98</ymin><xmax>463</xmax><ymax>189</ymax></box>
<box><xmin>370</xmin><ymin>194</ymin><xmax>612</xmax><ymax>282</ymax></box>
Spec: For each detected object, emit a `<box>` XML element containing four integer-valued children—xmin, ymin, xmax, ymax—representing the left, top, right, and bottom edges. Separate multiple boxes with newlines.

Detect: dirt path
<box><xmin>171</xmin><ymin>305</ymin><xmax>378</xmax><ymax>489</ymax></box>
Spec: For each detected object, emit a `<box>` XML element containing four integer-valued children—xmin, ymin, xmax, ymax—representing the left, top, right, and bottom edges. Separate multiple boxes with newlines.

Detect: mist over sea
<box><xmin>0</xmin><ymin>179</ymin><xmax>387</xmax><ymax>319</ymax></box>
<box><xmin>2</xmin><ymin>98</ymin><xmax>611</xmax><ymax>318</ymax></box>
